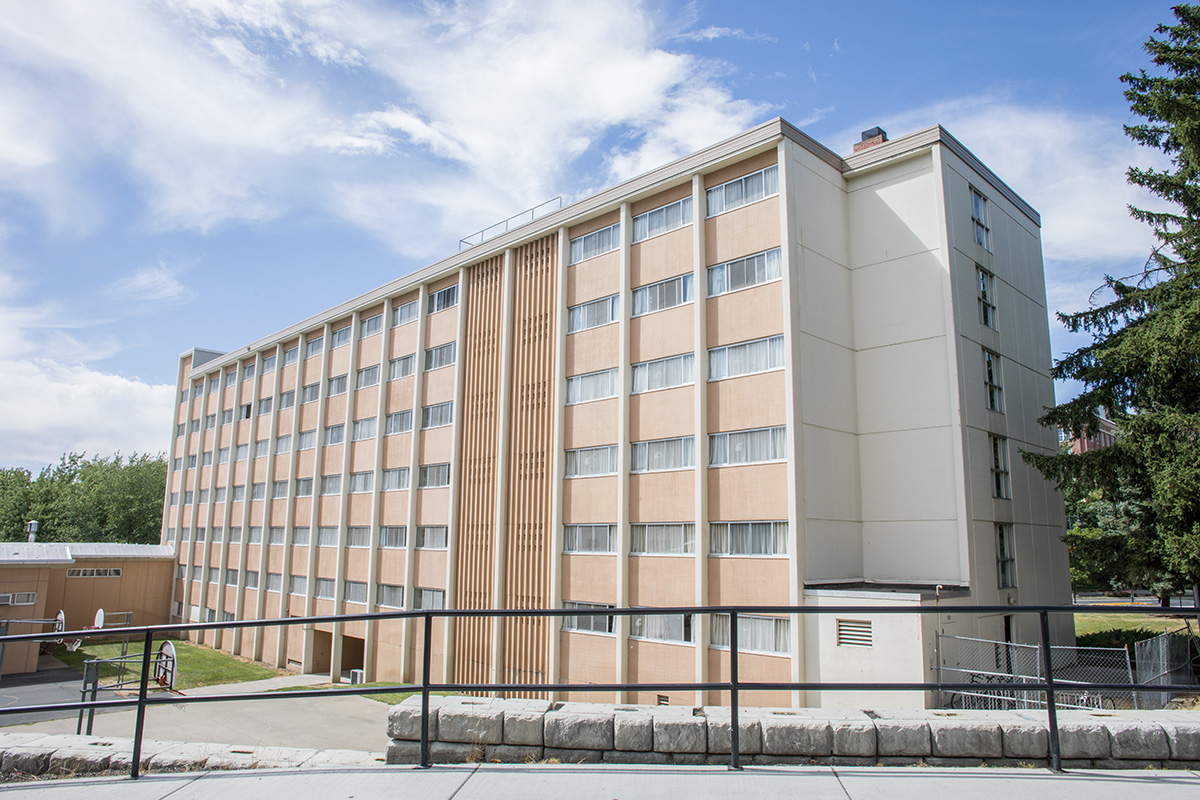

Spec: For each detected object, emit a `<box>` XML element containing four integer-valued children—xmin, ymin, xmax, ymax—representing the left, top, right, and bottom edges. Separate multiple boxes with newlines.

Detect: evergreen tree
<box><xmin>1025</xmin><ymin>5</ymin><xmax>1200</xmax><ymax>596</ymax></box>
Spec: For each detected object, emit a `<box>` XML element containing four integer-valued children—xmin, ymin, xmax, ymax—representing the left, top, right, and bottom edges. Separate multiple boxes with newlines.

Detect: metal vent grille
<box><xmin>836</xmin><ymin>618</ymin><xmax>872</xmax><ymax>647</ymax></box>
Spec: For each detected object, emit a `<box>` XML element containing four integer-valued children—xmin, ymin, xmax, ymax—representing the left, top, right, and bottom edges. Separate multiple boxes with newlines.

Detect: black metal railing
<box><xmin>1</xmin><ymin>603</ymin><xmax>1196</xmax><ymax>779</ymax></box>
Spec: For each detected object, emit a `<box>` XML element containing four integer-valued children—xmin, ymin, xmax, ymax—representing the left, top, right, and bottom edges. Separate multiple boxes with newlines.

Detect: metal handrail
<box><xmin>1</xmin><ymin>603</ymin><xmax>1196</xmax><ymax>778</ymax></box>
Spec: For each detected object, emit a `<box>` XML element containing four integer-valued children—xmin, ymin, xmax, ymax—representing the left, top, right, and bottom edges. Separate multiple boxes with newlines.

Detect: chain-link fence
<box><xmin>1133</xmin><ymin>621</ymin><xmax>1200</xmax><ymax>709</ymax></box>
<box><xmin>936</xmin><ymin>634</ymin><xmax>1136</xmax><ymax>710</ymax></box>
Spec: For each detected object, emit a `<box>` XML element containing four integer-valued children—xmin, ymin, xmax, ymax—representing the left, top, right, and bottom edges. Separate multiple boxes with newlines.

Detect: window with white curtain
<box><xmin>327</xmin><ymin>374</ymin><xmax>348</xmax><ymax>396</ymax></box>
<box><xmin>565</xmin><ymin>445</ymin><xmax>619</xmax><ymax>478</ymax></box>
<box><xmin>632</xmin><ymin>353</ymin><xmax>694</xmax><ymax>394</ymax></box>
<box><xmin>272</xmin><ymin>480</ymin><xmax>287</xmax><ymax>498</ymax></box>
<box><xmin>348</xmin><ymin>471</ymin><xmax>373</xmax><ymax>493</ymax></box>
<box><xmin>710</xmin><ymin>614</ymin><xmax>790</xmax><ymax>654</ymax></box>
<box><xmin>416</xmin><ymin>526</ymin><xmax>448</xmax><ymax>549</ymax></box>
<box><xmin>290</xmin><ymin>575</ymin><xmax>307</xmax><ymax>595</ymax></box>
<box><xmin>631</xmin><ymin>523</ymin><xmax>694</xmax><ymax>554</ymax></box>
<box><xmin>563</xmin><ymin>524</ymin><xmax>616</xmax><ymax>553</ymax></box>
<box><xmin>278</xmin><ymin>390</ymin><xmax>295</xmax><ymax>410</ymax></box>
<box><xmin>562</xmin><ymin>600</ymin><xmax>615</xmax><ymax>633</ymax></box>
<box><xmin>266</xmin><ymin>573</ymin><xmax>282</xmax><ymax>592</ymax></box>
<box><xmin>317</xmin><ymin>526</ymin><xmax>338</xmax><ymax>546</ymax></box>
<box><xmin>632</xmin><ymin>197</ymin><xmax>693</xmax><ymax>243</ymax></box>
<box><xmin>345</xmin><ymin>525</ymin><xmax>367</xmax><ymax>546</ymax></box>
<box><xmin>418</xmin><ymin>464</ymin><xmax>450</xmax><ymax>488</ymax></box>
<box><xmin>320</xmin><ymin>474</ymin><xmax>342</xmax><ymax>495</ymax></box>
<box><xmin>244</xmin><ymin>570</ymin><xmax>259</xmax><ymax>589</ymax></box>
<box><xmin>283</xmin><ymin>346</ymin><xmax>298</xmax><ymax>366</ymax></box>
<box><xmin>382</xmin><ymin>468</ymin><xmax>409</xmax><ymax>491</ymax></box>
<box><xmin>566</xmin><ymin>368</ymin><xmax>619</xmax><ymax>405</ymax></box>
<box><xmin>567</xmin><ymin>295</ymin><xmax>619</xmax><ymax>333</ymax></box>
<box><xmin>386</xmin><ymin>410</ymin><xmax>413</xmax><ymax>434</ymax></box>
<box><xmin>254</xmin><ymin>439</ymin><xmax>268</xmax><ymax>458</ymax></box>
<box><xmin>380</xmin><ymin>526</ymin><xmax>406</xmax><ymax>548</ymax></box>
<box><xmin>389</xmin><ymin>354</ymin><xmax>416</xmax><ymax>380</ymax></box>
<box><xmin>356</xmin><ymin>365</ymin><xmax>380</xmax><ymax>389</ymax></box>
<box><xmin>392</xmin><ymin>300</ymin><xmax>418</xmax><ymax>327</ymax></box>
<box><xmin>708</xmin><ymin>248</ymin><xmax>782</xmax><ymax>296</ymax></box>
<box><xmin>377</xmin><ymin>583</ymin><xmax>404</xmax><ymax>607</ymax></box>
<box><xmin>708</xmin><ymin>335</ymin><xmax>785</xmax><ymax>380</ymax></box>
<box><xmin>709</xmin><ymin>521</ymin><xmax>788</xmax><ymax>555</ymax></box>
<box><xmin>352</xmin><ymin>417</ymin><xmax>377</xmax><ymax>440</ymax></box>
<box><xmin>343</xmin><ymin>581</ymin><xmax>368</xmax><ymax>604</ymax></box>
<box><xmin>315</xmin><ymin>578</ymin><xmax>336</xmax><ymax>599</ymax></box>
<box><xmin>294</xmin><ymin>477</ymin><xmax>313</xmax><ymax>497</ymax></box>
<box><xmin>360</xmin><ymin>313</ymin><xmax>383</xmax><ymax>339</ymax></box>
<box><xmin>301</xmin><ymin>383</ymin><xmax>319</xmax><ymax>403</ymax></box>
<box><xmin>298</xmin><ymin>429</ymin><xmax>317</xmax><ymax>450</ymax></box>
<box><xmin>428</xmin><ymin>285</ymin><xmax>458</xmax><ymax>314</ymax></box>
<box><xmin>291</xmin><ymin>526</ymin><xmax>310</xmax><ymax>545</ymax></box>
<box><xmin>569</xmin><ymin>222</ymin><xmax>620</xmax><ymax>264</ymax></box>
<box><xmin>275</xmin><ymin>434</ymin><xmax>292</xmax><ymax>454</ymax></box>
<box><xmin>413</xmin><ymin>587</ymin><xmax>444</xmax><ymax>609</ymax></box>
<box><xmin>631</xmin><ymin>436</ymin><xmax>695</xmax><ymax>473</ymax></box>
<box><xmin>632</xmin><ymin>274</ymin><xmax>692</xmax><ymax>317</ymax></box>
<box><xmin>630</xmin><ymin>612</ymin><xmax>693</xmax><ymax>643</ymax></box>
<box><xmin>425</xmin><ymin>342</ymin><xmax>456</xmax><ymax>371</ymax></box>
<box><xmin>706</xmin><ymin>165</ymin><xmax>779</xmax><ymax>217</ymax></box>
<box><xmin>709</xmin><ymin>426</ymin><xmax>787</xmax><ymax>467</ymax></box>
<box><xmin>250</xmin><ymin>482</ymin><xmax>266</xmax><ymax>500</ymax></box>
<box><xmin>421</xmin><ymin>402</ymin><xmax>453</xmax><ymax>429</ymax></box>
<box><xmin>324</xmin><ymin>424</ymin><xmax>345</xmax><ymax>445</ymax></box>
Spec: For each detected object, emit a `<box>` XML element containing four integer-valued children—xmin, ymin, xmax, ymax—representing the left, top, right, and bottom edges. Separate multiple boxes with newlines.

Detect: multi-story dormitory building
<box><xmin>162</xmin><ymin>118</ymin><xmax>1071</xmax><ymax>709</ymax></box>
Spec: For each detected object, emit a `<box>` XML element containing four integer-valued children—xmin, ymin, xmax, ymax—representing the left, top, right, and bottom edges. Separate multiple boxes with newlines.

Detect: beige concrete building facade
<box><xmin>162</xmin><ymin>119</ymin><xmax>1071</xmax><ymax>708</ymax></box>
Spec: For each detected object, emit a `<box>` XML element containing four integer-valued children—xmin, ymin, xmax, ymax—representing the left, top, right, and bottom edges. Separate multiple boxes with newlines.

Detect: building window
<box><xmin>201</xmin><ymin>450</ymin><xmax>213</xmax><ymax>466</ymax></box>
<box><xmin>317</xmin><ymin>526</ymin><xmax>338</xmax><ymax>546</ymax></box>
<box><xmin>343</xmin><ymin>580</ymin><xmax>368</xmax><ymax>604</ymax></box>
<box><xmin>207</xmin><ymin>567</ymin><xmax>218</xmax><ymax>583</ymax></box>
<box><xmin>382</xmin><ymin>468</ymin><xmax>409</xmax><ymax>491</ymax></box>
<box><xmin>418</xmin><ymin>464</ymin><xmax>451</xmax><ymax>488</ymax></box>
<box><xmin>380</xmin><ymin>526</ymin><xmax>406</xmax><ymax>548</ymax></box>
<box><xmin>385</xmin><ymin>411</ymin><xmax>413</xmax><ymax>435</ymax></box>
<box><xmin>210</xmin><ymin>526</ymin><xmax>222</xmax><ymax>542</ymax></box>
<box><xmin>349</xmin><ymin>471</ymin><xmax>373</xmax><ymax>493</ymax></box>
<box><xmin>301</xmin><ymin>383</ymin><xmax>320</xmax><ymax>404</ymax></box>
<box><xmin>272</xmin><ymin>480</ymin><xmax>288</xmax><ymax>499</ymax></box>
<box><xmin>709</xmin><ymin>425</ymin><xmax>787</xmax><ymax>467</ymax></box>
<box><xmin>179</xmin><ymin>389</ymin><xmax>188</xmax><ymax>404</ymax></box>
<box><xmin>239</xmin><ymin>403</ymin><xmax>251</xmax><ymax>420</ymax></box>
<box><xmin>331</xmin><ymin>325</ymin><xmax>352</xmax><ymax>349</ymax></box>
<box><xmin>65</xmin><ymin>568</ymin><xmax>122</xmax><ymax>579</ymax></box>
<box><xmin>184</xmin><ymin>490</ymin><xmax>195</xmax><ymax>504</ymax></box>
<box><xmin>347</xmin><ymin>526</ymin><xmax>370</xmax><ymax>547</ymax></box>
<box><xmin>352</xmin><ymin>417</ymin><xmax>377</xmax><ymax>441</ymax></box>
<box><xmin>215</xmin><ymin>487</ymin><xmax>226</xmax><ymax>503</ymax></box>
<box><xmin>376</xmin><ymin>583</ymin><xmax>404</xmax><ymax>608</ymax></box>
<box><xmin>424</xmin><ymin>342</ymin><xmax>456</xmax><ymax>371</ymax></box>
<box><xmin>328</xmin><ymin>374</ymin><xmax>348</xmax><ymax>396</ymax></box>
<box><xmin>567</xmin><ymin>294</ymin><xmax>619</xmax><ymax>334</ymax></box>
<box><xmin>709</xmin><ymin>335</ymin><xmax>785</xmax><ymax>380</ymax></box>
<box><xmin>187</xmin><ymin>454</ymin><xmax>197</xmax><ymax>468</ymax></box>
<box><xmin>283</xmin><ymin>346</ymin><xmax>299</xmax><ymax>366</ymax></box>
<box><xmin>225</xmin><ymin>569</ymin><xmax>238</xmax><ymax>586</ymax></box>
<box><xmin>562</xmin><ymin>600</ymin><xmax>615</xmax><ymax>634</ymax></box>
<box><xmin>991</xmin><ymin>435</ymin><xmax>1010</xmax><ymax>498</ymax></box>
<box><xmin>984</xmin><ymin>349</ymin><xmax>1004</xmax><ymax>412</ymax></box>
<box><xmin>356</xmin><ymin>365</ymin><xmax>380</xmax><ymax>389</ymax></box>
<box><xmin>292</xmin><ymin>526</ymin><xmax>311</xmax><ymax>545</ymax></box>
<box><xmin>978</xmin><ymin>266</ymin><xmax>997</xmax><ymax>328</ymax></box>
<box><xmin>416</xmin><ymin>525</ymin><xmax>448</xmax><ymax>549</ymax></box>
<box><xmin>251</xmin><ymin>482</ymin><xmax>266</xmax><ymax>500</ymax></box>
<box><xmin>242</xmin><ymin>363</ymin><xmax>255</xmax><ymax>382</ymax></box>
<box><xmin>971</xmin><ymin>187</ymin><xmax>991</xmax><ymax>251</ymax></box>
<box><xmin>389</xmin><ymin>354</ymin><xmax>416</xmax><ymax>380</ymax></box>
<box><xmin>190</xmin><ymin>418</ymin><xmax>201</xmax><ymax>433</ymax></box>
<box><xmin>244</xmin><ymin>570</ymin><xmax>259</xmax><ymax>589</ymax></box>
<box><xmin>632</xmin><ymin>273</ymin><xmax>693</xmax><ymax>317</ymax></box>
<box><xmin>710</xmin><ymin>521</ymin><xmax>787</xmax><ymax>556</ymax></box>
<box><xmin>217</xmin><ymin>447</ymin><xmax>229</xmax><ymax>464</ymax></box>
<box><xmin>231</xmin><ymin>485</ymin><xmax>245</xmax><ymax>501</ymax></box>
<box><xmin>563</xmin><ymin>524</ymin><xmax>615</xmax><ymax>553</ymax></box>
<box><xmin>275</xmin><ymin>434</ymin><xmax>292</xmax><ymax>454</ymax></box>
<box><xmin>428</xmin><ymin>285</ymin><xmax>459</xmax><ymax>314</ymax></box>
<box><xmin>298</xmin><ymin>429</ymin><xmax>316</xmax><ymax>450</ymax></box>
<box><xmin>278</xmin><ymin>390</ymin><xmax>295</xmax><ymax>410</ymax></box>
<box><xmin>169</xmin><ymin>492</ymin><xmax>179</xmax><ymax>506</ymax></box>
<box><xmin>711</xmin><ymin>613</ymin><xmax>789</xmax><ymax>654</ymax></box>
<box><xmin>266</xmin><ymin>573</ymin><xmax>282</xmax><ymax>592</ymax></box>
<box><xmin>324</xmin><ymin>424</ymin><xmax>345</xmax><ymax>445</ymax></box>
<box><xmin>630</xmin><ymin>612</ymin><xmax>692</xmax><ymax>643</ymax></box>
<box><xmin>708</xmin><ymin>248</ymin><xmax>782</xmax><ymax>297</ymax></box>
<box><xmin>229</xmin><ymin>526</ymin><xmax>243</xmax><ymax>542</ymax></box>
<box><xmin>569</xmin><ymin>222</ymin><xmax>620</xmax><ymax>265</ymax></box>
<box><xmin>264</xmin><ymin>527</ymin><xmax>281</xmax><ymax>544</ymax></box>
<box><xmin>176</xmin><ymin>423</ymin><xmax>185</xmax><ymax>437</ymax></box>
<box><xmin>315</xmin><ymin>578</ymin><xmax>336</xmax><ymax>599</ymax></box>
<box><xmin>632</xmin><ymin>353</ymin><xmax>693</xmax><ymax>394</ymax></box>
<box><xmin>234</xmin><ymin>444</ymin><xmax>248</xmax><ymax>461</ymax></box>
<box><xmin>632</xmin><ymin>197</ymin><xmax>692</xmax><ymax>243</ymax></box>
<box><xmin>320</xmin><ymin>475</ymin><xmax>342</xmax><ymax>495</ymax></box>
<box><xmin>224</xmin><ymin>368</ymin><xmax>237</xmax><ymax>386</ymax></box>
<box><xmin>566</xmin><ymin>368</ymin><xmax>619</xmax><ymax>405</ymax></box>
<box><xmin>421</xmin><ymin>402</ymin><xmax>453</xmax><ymax>429</ymax></box>
<box><xmin>413</xmin><ymin>587</ymin><xmax>444</xmax><ymax>610</ymax></box>
<box><xmin>631</xmin><ymin>523</ymin><xmax>695</xmax><ymax>554</ymax></box>
<box><xmin>565</xmin><ymin>445</ymin><xmax>619</xmax><ymax>478</ymax></box>
<box><xmin>294</xmin><ymin>478</ymin><xmax>313</xmax><ymax>497</ymax></box>
<box><xmin>997</xmin><ymin>524</ymin><xmax>1016</xmax><ymax>588</ymax></box>
<box><xmin>631</xmin><ymin>436</ymin><xmax>695</xmax><ymax>473</ymax></box>
<box><xmin>254</xmin><ymin>439</ymin><xmax>269</xmax><ymax>458</ymax></box>
<box><xmin>306</xmin><ymin>337</ymin><xmax>324</xmax><ymax>359</ymax></box>
<box><xmin>262</xmin><ymin>354</ymin><xmax>276</xmax><ymax>373</ymax></box>
<box><xmin>205</xmin><ymin>413</ymin><xmax>216</xmax><ymax>430</ymax></box>
<box><xmin>706</xmin><ymin>165</ymin><xmax>778</xmax><ymax>217</ymax></box>
<box><xmin>392</xmin><ymin>299</ymin><xmax>418</xmax><ymax>327</ymax></box>
<box><xmin>221</xmin><ymin>409</ymin><xmax>233</xmax><ymax>425</ymax></box>
<box><xmin>360</xmin><ymin>313</ymin><xmax>383</xmax><ymax>339</ymax></box>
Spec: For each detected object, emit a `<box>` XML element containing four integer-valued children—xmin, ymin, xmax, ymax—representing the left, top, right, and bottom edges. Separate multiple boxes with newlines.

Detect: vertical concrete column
<box><xmin>443</xmin><ymin>267</ymin><xmax>470</xmax><ymax>683</ymax></box>
<box><xmin>776</xmin><ymin>139</ymin><xmax>808</xmax><ymax>707</ymax></box>
<box><xmin>273</xmin><ymin>339</ymin><xmax>307</xmax><ymax>667</ymax></box>
<box><xmin>615</xmin><ymin>202</ymin><xmax>632</xmax><ymax>703</ymax></box>
<box><xmin>489</xmin><ymin>250</ymin><xmax>516</xmax><ymax>686</ymax></box>
<box><xmin>301</xmin><ymin>322</ymin><xmax>333</xmax><ymax>674</ymax></box>
<box><xmin>364</xmin><ymin>299</ymin><xmax>394</xmax><ymax>682</ymax></box>
<box><xmin>547</xmin><ymin>228</ymin><xmax>569</xmax><ymax>699</ymax></box>
<box><xmin>330</xmin><ymin>310</ymin><xmax>363</xmax><ymax>682</ymax></box>
<box><xmin>691</xmin><ymin>173</ymin><xmax>711</xmax><ymax>706</ymax></box>
<box><xmin>240</xmin><ymin>346</ymin><xmax>281</xmax><ymax>657</ymax></box>
<box><xmin>227</xmin><ymin>351</ymin><xmax>266</xmax><ymax>655</ymax></box>
<box><xmin>165</xmin><ymin>359</ymin><xmax>190</xmax><ymax>623</ymax></box>
<box><xmin>400</xmin><ymin>286</ymin><xmax>429</xmax><ymax>682</ymax></box>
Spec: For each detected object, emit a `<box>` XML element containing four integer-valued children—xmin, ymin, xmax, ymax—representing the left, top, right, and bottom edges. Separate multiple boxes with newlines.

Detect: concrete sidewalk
<box><xmin>3</xmin><ymin>763</ymin><xmax>1200</xmax><ymax>799</ymax></box>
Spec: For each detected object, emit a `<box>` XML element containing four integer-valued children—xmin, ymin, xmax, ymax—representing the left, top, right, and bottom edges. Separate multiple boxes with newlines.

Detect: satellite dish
<box><xmin>93</xmin><ymin>608</ymin><xmax>105</xmax><ymax>629</ymax></box>
<box><xmin>53</xmin><ymin>610</ymin><xmax>65</xmax><ymax>643</ymax></box>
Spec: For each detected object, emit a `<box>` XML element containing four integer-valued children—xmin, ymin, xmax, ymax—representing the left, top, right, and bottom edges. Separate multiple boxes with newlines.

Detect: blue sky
<box><xmin>0</xmin><ymin>0</ymin><xmax>1177</xmax><ymax>471</ymax></box>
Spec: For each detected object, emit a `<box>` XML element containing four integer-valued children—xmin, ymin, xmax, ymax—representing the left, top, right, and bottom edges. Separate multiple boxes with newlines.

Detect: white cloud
<box><xmin>673</xmin><ymin>26</ymin><xmax>776</xmax><ymax>43</ymax></box>
<box><xmin>105</xmin><ymin>262</ymin><xmax>198</xmax><ymax>306</ymax></box>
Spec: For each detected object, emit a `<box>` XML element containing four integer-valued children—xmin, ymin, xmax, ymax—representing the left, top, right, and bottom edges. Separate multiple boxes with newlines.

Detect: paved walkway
<box><xmin>3</xmin><ymin>763</ymin><xmax>1200</xmax><ymax>799</ymax></box>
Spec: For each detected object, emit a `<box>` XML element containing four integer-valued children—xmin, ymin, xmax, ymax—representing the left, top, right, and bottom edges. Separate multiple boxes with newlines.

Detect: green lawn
<box><xmin>55</xmin><ymin>638</ymin><xmax>282</xmax><ymax>691</ymax></box>
<box><xmin>1074</xmin><ymin>612</ymin><xmax>1193</xmax><ymax>650</ymax></box>
<box><xmin>268</xmin><ymin>682</ymin><xmax>446</xmax><ymax>705</ymax></box>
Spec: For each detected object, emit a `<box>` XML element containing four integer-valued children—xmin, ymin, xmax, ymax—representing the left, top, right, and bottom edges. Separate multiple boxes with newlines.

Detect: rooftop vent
<box><xmin>853</xmin><ymin>126</ymin><xmax>889</xmax><ymax>154</ymax></box>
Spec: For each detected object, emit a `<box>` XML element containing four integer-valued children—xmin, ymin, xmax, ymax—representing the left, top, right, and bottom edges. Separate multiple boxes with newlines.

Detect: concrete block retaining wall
<box><xmin>386</xmin><ymin>696</ymin><xmax>1200</xmax><ymax>769</ymax></box>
